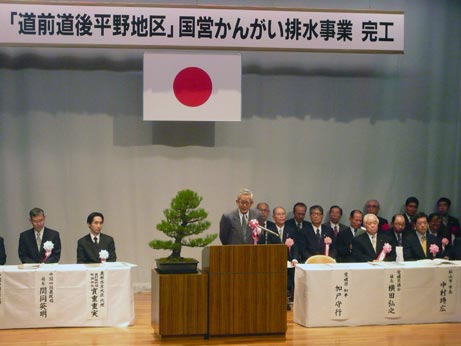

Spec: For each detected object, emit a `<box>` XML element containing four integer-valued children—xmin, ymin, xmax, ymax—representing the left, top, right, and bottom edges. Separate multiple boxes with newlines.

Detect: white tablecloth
<box><xmin>0</xmin><ymin>262</ymin><xmax>136</xmax><ymax>329</ymax></box>
<box><xmin>294</xmin><ymin>260</ymin><xmax>461</xmax><ymax>327</ymax></box>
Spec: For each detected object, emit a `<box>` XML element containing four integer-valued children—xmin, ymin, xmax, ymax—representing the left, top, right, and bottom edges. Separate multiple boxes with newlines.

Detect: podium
<box><xmin>151</xmin><ymin>270</ymin><xmax>208</xmax><ymax>336</ymax></box>
<box><xmin>202</xmin><ymin>244</ymin><xmax>287</xmax><ymax>336</ymax></box>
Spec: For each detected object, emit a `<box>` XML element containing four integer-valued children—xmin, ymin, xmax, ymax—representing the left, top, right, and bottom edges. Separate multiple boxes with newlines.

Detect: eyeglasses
<box><xmin>238</xmin><ymin>200</ymin><xmax>252</xmax><ymax>206</ymax></box>
<box><xmin>367</xmin><ymin>205</ymin><xmax>379</xmax><ymax>208</ymax></box>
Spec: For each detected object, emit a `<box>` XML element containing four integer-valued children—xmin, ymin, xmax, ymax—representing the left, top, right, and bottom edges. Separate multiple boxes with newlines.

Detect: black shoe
<box><xmin>286</xmin><ymin>304</ymin><xmax>291</xmax><ymax>311</ymax></box>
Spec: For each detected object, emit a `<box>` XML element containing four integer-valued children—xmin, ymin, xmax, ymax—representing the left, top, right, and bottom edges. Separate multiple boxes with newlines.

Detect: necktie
<box><xmin>353</xmin><ymin>228</ymin><xmax>357</xmax><ymax>237</ymax></box>
<box><xmin>298</xmin><ymin>222</ymin><xmax>302</xmax><ymax>230</ymax></box>
<box><xmin>36</xmin><ymin>233</ymin><xmax>42</xmax><ymax>251</ymax></box>
<box><xmin>371</xmin><ymin>235</ymin><xmax>377</xmax><ymax>252</ymax></box>
<box><xmin>334</xmin><ymin>225</ymin><xmax>339</xmax><ymax>237</ymax></box>
<box><xmin>397</xmin><ymin>233</ymin><xmax>402</xmax><ymax>246</ymax></box>
<box><xmin>278</xmin><ymin>228</ymin><xmax>283</xmax><ymax>241</ymax></box>
<box><xmin>421</xmin><ymin>235</ymin><xmax>427</xmax><ymax>256</ymax></box>
<box><xmin>242</xmin><ymin>214</ymin><xmax>248</xmax><ymax>241</ymax></box>
<box><xmin>316</xmin><ymin>229</ymin><xmax>321</xmax><ymax>238</ymax></box>
<box><xmin>94</xmin><ymin>236</ymin><xmax>98</xmax><ymax>244</ymax></box>
<box><xmin>442</xmin><ymin>216</ymin><xmax>448</xmax><ymax>227</ymax></box>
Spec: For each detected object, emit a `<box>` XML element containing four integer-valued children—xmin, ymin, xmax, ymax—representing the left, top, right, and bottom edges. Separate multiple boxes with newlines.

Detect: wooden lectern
<box><xmin>202</xmin><ymin>244</ymin><xmax>287</xmax><ymax>336</ymax></box>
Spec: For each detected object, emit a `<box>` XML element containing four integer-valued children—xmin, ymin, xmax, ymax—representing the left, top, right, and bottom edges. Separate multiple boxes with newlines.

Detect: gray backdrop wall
<box><xmin>1</xmin><ymin>0</ymin><xmax>460</xmax><ymax>289</ymax></box>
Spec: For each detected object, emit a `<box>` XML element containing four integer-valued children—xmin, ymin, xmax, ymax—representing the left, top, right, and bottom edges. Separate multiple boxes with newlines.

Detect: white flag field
<box><xmin>143</xmin><ymin>52</ymin><xmax>241</xmax><ymax>121</ymax></box>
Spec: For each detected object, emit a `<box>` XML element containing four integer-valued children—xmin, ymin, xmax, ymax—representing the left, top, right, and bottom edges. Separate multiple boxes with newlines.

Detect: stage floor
<box><xmin>0</xmin><ymin>291</ymin><xmax>459</xmax><ymax>346</ymax></box>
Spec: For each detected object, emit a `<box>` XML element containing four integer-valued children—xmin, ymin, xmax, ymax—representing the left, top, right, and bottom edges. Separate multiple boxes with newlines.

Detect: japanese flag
<box><xmin>143</xmin><ymin>52</ymin><xmax>241</xmax><ymax>121</ymax></box>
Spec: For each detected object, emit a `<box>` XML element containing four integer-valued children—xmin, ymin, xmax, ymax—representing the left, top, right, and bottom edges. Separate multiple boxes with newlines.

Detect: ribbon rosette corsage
<box><xmin>429</xmin><ymin>244</ymin><xmax>439</xmax><ymax>259</ymax></box>
<box><xmin>99</xmin><ymin>250</ymin><xmax>109</xmax><ymax>263</ymax></box>
<box><xmin>285</xmin><ymin>238</ymin><xmax>294</xmax><ymax>253</ymax></box>
<box><xmin>375</xmin><ymin>242</ymin><xmax>392</xmax><ymax>261</ymax></box>
<box><xmin>248</xmin><ymin>219</ymin><xmax>262</xmax><ymax>245</ymax></box>
<box><xmin>323</xmin><ymin>236</ymin><xmax>332</xmax><ymax>256</ymax></box>
<box><xmin>441</xmin><ymin>238</ymin><xmax>449</xmax><ymax>252</ymax></box>
<box><xmin>42</xmin><ymin>241</ymin><xmax>54</xmax><ymax>262</ymax></box>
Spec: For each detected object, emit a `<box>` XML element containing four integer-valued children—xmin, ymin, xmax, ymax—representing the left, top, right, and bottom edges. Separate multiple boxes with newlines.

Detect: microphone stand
<box><xmin>257</xmin><ymin>225</ymin><xmax>281</xmax><ymax>238</ymax></box>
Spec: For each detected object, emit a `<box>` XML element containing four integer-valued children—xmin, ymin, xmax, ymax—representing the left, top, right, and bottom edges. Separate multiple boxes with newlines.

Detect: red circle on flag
<box><xmin>173</xmin><ymin>67</ymin><xmax>213</xmax><ymax>107</ymax></box>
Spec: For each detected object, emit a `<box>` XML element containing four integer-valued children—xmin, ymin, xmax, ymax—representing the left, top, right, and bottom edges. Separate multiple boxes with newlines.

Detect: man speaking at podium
<box><xmin>219</xmin><ymin>189</ymin><xmax>263</xmax><ymax>245</ymax></box>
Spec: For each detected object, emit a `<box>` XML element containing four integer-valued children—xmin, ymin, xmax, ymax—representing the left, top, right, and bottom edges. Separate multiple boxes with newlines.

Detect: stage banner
<box><xmin>0</xmin><ymin>2</ymin><xmax>404</xmax><ymax>53</ymax></box>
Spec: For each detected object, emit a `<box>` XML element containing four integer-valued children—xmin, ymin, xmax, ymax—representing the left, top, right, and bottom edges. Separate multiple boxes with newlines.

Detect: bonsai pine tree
<box><xmin>149</xmin><ymin>189</ymin><xmax>217</xmax><ymax>261</ymax></box>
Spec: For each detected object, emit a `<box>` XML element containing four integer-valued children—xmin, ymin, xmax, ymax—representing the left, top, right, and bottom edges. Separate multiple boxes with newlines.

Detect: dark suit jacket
<box><xmin>322</xmin><ymin>222</ymin><xmax>348</xmax><ymax>239</ymax></box>
<box><xmin>298</xmin><ymin>223</ymin><xmax>336</xmax><ymax>261</ymax></box>
<box><xmin>18</xmin><ymin>227</ymin><xmax>61</xmax><ymax>263</ymax></box>
<box><xmin>258</xmin><ymin>220</ymin><xmax>275</xmax><ymax>244</ymax></box>
<box><xmin>219</xmin><ymin>209</ymin><xmax>262</xmax><ymax>245</ymax></box>
<box><xmin>258</xmin><ymin>223</ymin><xmax>300</xmax><ymax>261</ymax></box>
<box><xmin>428</xmin><ymin>227</ymin><xmax>451</xmax><ymax>257</ymax></box>
<box><xmin>77</xmin><ymin>233</ymin><xmax>117</xmax><ymax>263</ymax></box>
<box><xmin>0</xmin><ymin>236</ymin><xmax>6</xmax><ymax>265</ymax></box>
<box><xmin>387</xmin><ymin>228</ymin><xmax>412</xmax><ymax>249</ymax></box>
<box><xmin>403</xmin><ymin>231</ymin><xmax>442</xmax><ymax>261</ymax></box>
<box><xmin>336</xmin><ymin>227</ymin><xmax>357</xmax><ymax>263</ymax></box>
<box><xmin>351</xmin><ymin>231</ymin><xmax>395</xmax><ymax>262</ymax></box>
<box><xmin>404</xmin><ymin>213</ymin><xmax>414</xmax><ymax>232</ymax></box>
<box><xmin>452</xmin><ymin>237</ymin><xmax>461</xmax><ymax>260</ymax></box>
<box><xmin>441</xmin><ymin>214</ymin><xmax>460</xmax><ymax>239</ymax></box>
<box><xmin>377</xmin><ymin>216</ymin><xmax>390</xmax><ymax>232</ymax></box>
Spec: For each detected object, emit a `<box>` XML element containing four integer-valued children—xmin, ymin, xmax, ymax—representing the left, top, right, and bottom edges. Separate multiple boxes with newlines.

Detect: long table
<box><xmin>294</xmin><ymin>261</ymin><xmax>461</xmax><ymax>327</ymax></box>
<box><xmin>0</xmin><ymin>262</ymin><xmax>136</xmax><ymax>329</ymax></box>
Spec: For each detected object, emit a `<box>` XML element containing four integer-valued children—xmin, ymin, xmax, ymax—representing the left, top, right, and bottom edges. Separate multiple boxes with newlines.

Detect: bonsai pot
<box><xmin>155</xmin><ymin>258</ymin><xmax>199</xmax><ymax>274</ymax></box>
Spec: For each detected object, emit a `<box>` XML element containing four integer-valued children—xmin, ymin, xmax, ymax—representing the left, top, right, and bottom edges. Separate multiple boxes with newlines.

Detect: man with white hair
<box><xmin>352</xmin><ymin>213</ymin><xmax>395</xmax><ymax>262</ymax></box>
<box><xmin>219</xmin><ymin>189</ymin><xmax>262</xmax><ymax>245</ymax></box>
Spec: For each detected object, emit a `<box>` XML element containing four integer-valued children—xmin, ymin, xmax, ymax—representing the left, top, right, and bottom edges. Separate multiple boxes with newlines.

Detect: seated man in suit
<box><xmin>403</xmin><ymin>212</ymin><xmax>442</xmax><ymax>261</ymax></box>
<box><xmin>364</xmin><ymin>199</ymin><xmax>389</xmax><ymax>232</ymax></box>
<box><xmin>352</xmin><ymin>213</ymin><xmax>395</xmax><ymax>262</ymax></box>
<box><xmin>388</xmin><ymin>214</ymin><xmax>409</xmax><ymax>247</ymax></box>
<box><xmin>18</xmin><ymin>208</ymin><xmax>61</xmax><ymax>263</ymax></box>
<box><xmin>336</xmin><ymin>210</ymin><xmax>363</xmax><ymax>263</ymax></box>
<box><xmin>436</xmin><ymin>197</ymin><xmax>460</xmax><ymax>241</ymax></box>
<box><xmin>256</xmin><ymin>202</ymin><xmax>275</xmax><ymax>229</ymax></box>
<box><xmin>403</xmin><ymin>197</ymin><xmax>419</xmax><ymax>232</ymax></box>
<box><xmin>428</xmin><ymin>213</ymin><xmax>451</xmax><ymax>258</ymax></box>
<box><xmin>0</xmin><ymin>236</ymin><xmax>6</xmax><ymax>265</ymax></box>
<box><xmin>258</xmin><ymin>206</ymin><xmax>299</xmax><ymax>309</ymax></box>
<box><xmin>284</xmin><ymin>202</ymin><xmax>309</xmax><ymax>260</ymax></box>
<box><xmin>323</xmin><ymin>205</ymin><xmax>348</xmax><ymax>239</ymax></box>
<box><xmin>219</xmin><ymin>189</ymin><xmax>262</xmax><ymax>245</ymax></box>
<box><xmin>77</xmin><ymin>212</ymin><xmax>117</xmax><ymax>263</ymax></box>
<box><xmin>298</xmin><ymin>205</ymin><xmax>336</xmax><ymax>261</ymax></box>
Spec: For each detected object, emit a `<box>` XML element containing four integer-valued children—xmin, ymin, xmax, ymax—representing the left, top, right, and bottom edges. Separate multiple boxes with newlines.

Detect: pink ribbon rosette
<box><xmin>248</xmin><ymin>219</ymin><xmax>262</xmax><ymax>245</ymax></box>
<box><xmin>376</xmin><ymin>243</ymin><xmax>392</xmax><ymax>261</ymax></box>
<box><xmin>42</xmin><ymin>241</ymin><xmax>54</xmax><ymax>263</ymax></box>
<box><xmin>429</xmin><ymin>244</ymin><xmax>439</xmax><ymax>259</ymax></box>
<box><xmin>441</xmin><ymin>238</ymin><xmax>449</xmax><ymax>252</ymax></box>
<box><xmin>324</xmin><ymin>236</ymin><xmax>332</xmax><ymax>256</ymax></box>
<box><xmin>285</xmin><ymin>238</ymin><xmax>294</xmax><ymax>253</ymax></box>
